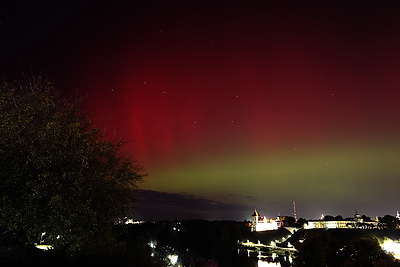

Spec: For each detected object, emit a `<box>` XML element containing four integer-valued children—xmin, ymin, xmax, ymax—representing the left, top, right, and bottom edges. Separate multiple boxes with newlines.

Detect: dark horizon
<box><xmin>2</xmin><ymin>1</ymin><xmax>400</xmax><ymax>220</ymax></box>
<box><xmin>133</xmin><ymin>189</ymin><xmax>399</xmax><ymax>222</ymax></box>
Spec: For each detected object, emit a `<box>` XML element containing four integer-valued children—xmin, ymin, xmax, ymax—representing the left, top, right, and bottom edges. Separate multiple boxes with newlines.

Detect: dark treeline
<box><xmin>290</xmin><ymin>229</ymin><xmax>400</xmax><ymax>266</ymax></box>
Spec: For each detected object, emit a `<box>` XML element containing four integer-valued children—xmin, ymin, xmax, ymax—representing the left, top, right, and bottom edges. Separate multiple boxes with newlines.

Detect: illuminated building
<box><xmin>304</xmin><ymin>212</ymin><xmax>379</xmax><ymax>229</ymax></box>
<box><xmin>251</xmin><ymin>209</ymin><xmax>282</xmax><ymax>232</ymax></box>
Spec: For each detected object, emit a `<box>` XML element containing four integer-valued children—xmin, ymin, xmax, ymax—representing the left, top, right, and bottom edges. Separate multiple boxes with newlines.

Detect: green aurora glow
<box><xmin>142</xmin><ymin>139</ymin><xmax>400</xmax><ymax>218</ymax></box>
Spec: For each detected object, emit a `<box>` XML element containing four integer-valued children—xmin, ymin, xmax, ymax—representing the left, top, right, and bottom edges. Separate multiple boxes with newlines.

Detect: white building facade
<box><xmin>304</xmin><ymin>213</ymin><xmax>379</xmax><ymax>229</ymax></box>
<box><xmin>251</xmin><ymin>210</ymin><xmax>281</xmax><ymax>232</ymax></box>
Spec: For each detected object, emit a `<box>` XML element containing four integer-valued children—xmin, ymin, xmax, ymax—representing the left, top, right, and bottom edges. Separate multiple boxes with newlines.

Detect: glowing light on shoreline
<box><xmin>36</xmin><ymin>244</ymin><xmax>53</xmax><ymax>250</ymax></box>
<box><xmin>381</xmin><ymin>239</ymin><xmax>400</xmax><ymax>259</ymax></box>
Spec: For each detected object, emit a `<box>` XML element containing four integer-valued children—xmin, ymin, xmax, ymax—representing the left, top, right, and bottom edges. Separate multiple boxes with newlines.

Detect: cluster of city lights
<box><xmin>148</xmin><ymin>240</ymin><xmax>180</xmax><ymax>266</ymax></box>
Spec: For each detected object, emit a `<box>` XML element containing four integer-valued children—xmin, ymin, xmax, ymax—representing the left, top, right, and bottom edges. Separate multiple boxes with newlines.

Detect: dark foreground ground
<box><xmin>2</xmin><ymin>221</ymin><xmax>400</xmax><ymax>266</ymax></box>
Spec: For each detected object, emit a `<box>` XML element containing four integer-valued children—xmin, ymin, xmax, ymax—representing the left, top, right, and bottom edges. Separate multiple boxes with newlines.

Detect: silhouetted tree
<box><xmin>323</xmin><ymin>215</ymin><xmax>335</xmax><ymax>221</ymax></box>
<box><xmin>294</xmin><ymin>230</ymin><xmax>398</xmax><ymax>266</ymax></box>
<box><xmin>0</xmin><ymin>76</ymin><xmax>144</xmax><ymax>255</ymax></box>
<box><xmin>339</xmin><ymin>237</ymin><xmax>396</xmax><ymax>266</ymax></box>
<box><xmin>296</xmin><ymin>218</ymin><xmax>307</xmax><ymax>228</ymax></box>
<box><xmin>281</xmin><ymin>216</ymin><xmax>296</xmax><ymax>227</ymax></box>
<box><xmin>380</xmin><ymin>215</ymin><xmax>399</xmax><ymax>230</ymax></box>
<box><xmin>294</xmin><ymin>230</ymin><xmax>337</xmax><ymax>266</ymax></box>
<box><xmin>334</xmin><ymin>215</ymin><xmax>343</xmax><ymax>220</ymax></box>
<box><xmin>361</xmin><ymin>215</ymin><xmax>371</xmax><ymax>221</ymax></box>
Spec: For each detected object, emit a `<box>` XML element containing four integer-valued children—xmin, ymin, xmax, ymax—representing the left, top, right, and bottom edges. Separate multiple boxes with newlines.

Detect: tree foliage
<box><xmin>294</xmin><ymin>230</ymin><xmax>399</xmax><ymax>266</ymax></box>
<box><xmin>323</xmin><ymin>215</ymin><xmax>335</xmax><ymax>221</ymax></box>
<box><xmin>380</xmin><ymin>215</ymin><xmax>400</xmax><ymax>230</ymax></box>
<box><xmin>296</xmin><ymin>217</ymin><xmax>307</xmax><ymax>228</ymax></box>
<box><xmin>0</xmin><ymin>76</ymin><xmax>144</xmax><ymax>254</ymax></box>
<box><xmin>281</xmin><ymin>216</ymin><xmax>296</xmax><ymax>227</ymax></box>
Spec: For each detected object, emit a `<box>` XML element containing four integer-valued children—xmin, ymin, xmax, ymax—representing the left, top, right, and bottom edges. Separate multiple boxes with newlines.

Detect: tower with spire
<box><xmin>251</xmin><ymin>209</ymin><xmax>260</xmax><ymax>232</ymax></box>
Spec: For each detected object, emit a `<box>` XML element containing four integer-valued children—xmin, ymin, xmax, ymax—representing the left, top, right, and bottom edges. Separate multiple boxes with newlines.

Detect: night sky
<box><xmin>2</xmin><ymin>1</ymin><xmax>400</xmax><ymax>221</ymax></box>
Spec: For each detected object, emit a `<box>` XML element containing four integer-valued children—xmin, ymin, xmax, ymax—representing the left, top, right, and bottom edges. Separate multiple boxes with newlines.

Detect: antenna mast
<box><xmin>293</xmin><ymin>201</ymin><xmax>297</xmax><ymax>222</ymax></box>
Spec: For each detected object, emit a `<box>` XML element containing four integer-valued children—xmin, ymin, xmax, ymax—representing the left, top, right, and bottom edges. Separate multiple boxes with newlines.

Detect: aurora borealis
<box><xmin>2</xmin><ymin>1</ymin><xmax>400</xmax><ymax>220</ymax></box>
